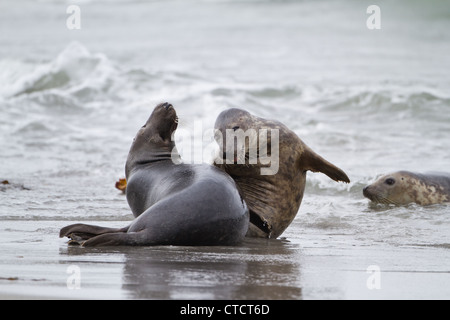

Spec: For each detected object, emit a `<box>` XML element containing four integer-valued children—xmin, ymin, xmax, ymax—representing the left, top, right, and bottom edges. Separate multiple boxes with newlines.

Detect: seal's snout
<box><xmin>363</xmin><ymin>185</ymin><xmax>374</xmax><ymax>200</ymax></box>
<box><xmin>161</xmin><ymin>102</ymin><xmax>173</xmax><ymax>110</ymax></box>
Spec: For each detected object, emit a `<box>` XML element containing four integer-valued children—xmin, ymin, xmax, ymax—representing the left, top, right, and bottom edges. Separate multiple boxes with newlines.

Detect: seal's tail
<box><xmin>300</xmin><ymin>145</ymin><xmax>350</xmax><ymax>183</ymax></box>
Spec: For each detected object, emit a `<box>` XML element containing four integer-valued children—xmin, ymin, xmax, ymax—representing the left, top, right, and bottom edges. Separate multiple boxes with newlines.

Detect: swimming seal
<box><xmin>60</xmin><ymin>103</ymin><xmax>249</xmax><ymax>246</ymax></box>
<box><xmin>213</xmin><ymin>108</ymin><xmax>350</xmax><ymax>239</ymax></box>
<box><xmin>363</xmin><ymin>171</ymin><xmax>450</xmax><ymax>206</ymax></box>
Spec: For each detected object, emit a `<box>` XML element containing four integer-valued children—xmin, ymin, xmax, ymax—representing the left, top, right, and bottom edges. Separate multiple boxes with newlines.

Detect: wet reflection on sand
<box><xmin>64</xmin><ymin>238</ymin><xmax>302</xmax><ymax>300</ymax></box>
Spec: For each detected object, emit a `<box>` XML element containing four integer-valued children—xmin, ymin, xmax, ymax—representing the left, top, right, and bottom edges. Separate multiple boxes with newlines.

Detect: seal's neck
<box><xmin>125</xmin><ymin>141</ymin><xmax>180</xmax><ymax>178</ymax></box>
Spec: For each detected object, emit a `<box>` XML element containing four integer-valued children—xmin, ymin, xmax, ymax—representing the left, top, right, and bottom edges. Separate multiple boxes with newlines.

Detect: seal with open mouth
<box><xmin>60</xmin><ymin>103</ymin><xmax>249</xmax><ymax>246</ymax></box>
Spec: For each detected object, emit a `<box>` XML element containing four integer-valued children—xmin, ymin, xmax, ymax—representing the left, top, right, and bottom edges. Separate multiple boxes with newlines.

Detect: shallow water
<box><xmin>1</xmin><ymin>0</ymin><xmax>450</xmax><ymax>299</ymax></box>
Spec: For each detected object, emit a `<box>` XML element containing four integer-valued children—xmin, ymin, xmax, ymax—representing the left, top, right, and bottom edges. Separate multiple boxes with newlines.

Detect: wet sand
<box><xmin>1</xmin><ymin>219</ymin><xmax>449</xmax><ymax>300</ymax></box>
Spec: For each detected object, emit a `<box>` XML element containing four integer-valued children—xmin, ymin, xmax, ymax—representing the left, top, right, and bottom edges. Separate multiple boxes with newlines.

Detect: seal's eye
<box><xmin>232</xmin><ymin>126</ymin><xmax>240</xmax><ymax>131</ymax></box>
<box><xmin>385</xmin><ymin>178</ymin><xmax>396</xmax><ymax>186</ymax></box>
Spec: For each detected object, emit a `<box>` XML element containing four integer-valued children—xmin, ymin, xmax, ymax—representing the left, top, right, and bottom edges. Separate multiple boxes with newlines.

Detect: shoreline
<box><xmin>1</xmin><ymin>220</ymin><xmax>449</xmax><ymax>300</ymax></box>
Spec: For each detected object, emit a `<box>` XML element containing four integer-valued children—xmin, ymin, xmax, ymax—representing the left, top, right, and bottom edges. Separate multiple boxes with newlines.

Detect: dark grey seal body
<box><xmin>363</xmin><ymin>171</ymin><xmax>450</xmax><ymax>206</ymax></box>
<box><xmin>60</xmin><ymin>103</ymin><xmax>249</xmax><ymax>246</ymax></box>
<box><xmin>214</xmin><ymin>108</ymin><xmax>350</xmax><ymax>239</ymax></box>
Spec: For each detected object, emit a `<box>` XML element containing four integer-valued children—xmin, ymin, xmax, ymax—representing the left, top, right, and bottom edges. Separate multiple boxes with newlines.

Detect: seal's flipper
<box><xmin>59</xmin><ymin>223</ymin><xmax>129</xmax><ymax>240</ymax></box>
<box><xmin>300</xmin><ymin>146</ymin><xmax>350</xmax><ymax>183</ymax></box>
<box><xmin>82</xmin><ymin>231</ymin><xmax>147</xmax><ymax>247</ymax></box>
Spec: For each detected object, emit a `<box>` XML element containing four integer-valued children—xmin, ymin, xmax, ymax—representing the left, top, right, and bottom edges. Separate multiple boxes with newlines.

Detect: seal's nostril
<box><xmin>162</xmin><ymin>102</ymin><xmax>172</xmax><ymax>110</ymax></box>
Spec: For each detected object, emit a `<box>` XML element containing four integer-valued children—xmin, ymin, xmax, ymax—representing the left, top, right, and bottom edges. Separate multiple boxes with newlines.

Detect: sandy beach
<box><xmin>1</xmin><ymin>218</ymin><xmax>449</xmax><ymax>300</ymax></box>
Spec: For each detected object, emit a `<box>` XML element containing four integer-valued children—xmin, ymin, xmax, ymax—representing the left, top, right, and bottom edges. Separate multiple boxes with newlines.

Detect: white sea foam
<box><xmin>0</xmin><ymin>42</ymin><xmax>119</xmax><ymax>101</ymax></box>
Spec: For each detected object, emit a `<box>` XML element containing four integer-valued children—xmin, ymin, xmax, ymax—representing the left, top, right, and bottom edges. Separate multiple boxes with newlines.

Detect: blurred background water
<box><xmin>0</xmin><ymin>0</ymin><xmax>449</xmax><ymax>299</ymax></box>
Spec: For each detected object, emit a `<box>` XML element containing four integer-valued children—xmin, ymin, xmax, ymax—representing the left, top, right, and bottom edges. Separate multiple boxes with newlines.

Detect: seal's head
<box><xmin>363</xmin><ymin>172</ymin><xmax>413</xmax><ymax>205</ymax></box>
<box><xmin>215</xmin><ymin>108</ymin><xmax>252</xmax><ymax>133</ymax></box>
<box><xmin>362</xmin><ymin>171</ymin><xmax>450</xmax><ymax>206</ymax></box>
<box><xmin>139</xmin><ymin>102</ymin><xmax>178</xmax><ymax>144</ymax></box>
<box><xmin>126</xmin><ymin>102</ymin><xmax>179</xmax><ymax>177</ymax></box>
<box><xmin>214</xmin><ymin>108</ymin><xmax>283</xmax><ymax>176</ymax></box>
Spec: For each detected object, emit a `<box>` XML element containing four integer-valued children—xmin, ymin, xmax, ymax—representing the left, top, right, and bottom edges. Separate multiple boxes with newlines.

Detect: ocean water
<box><xmin>0</xmin><ymin>0</ymin><xmax>449</xmax><ymax>299</ymax></box>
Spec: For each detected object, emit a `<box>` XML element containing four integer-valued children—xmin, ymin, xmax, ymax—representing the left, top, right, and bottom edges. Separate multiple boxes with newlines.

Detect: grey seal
<box><xmin>363</xmin><ymin>171</ymin><xmax>450</xmax><ymax>205</ymax></box>
<box><xmin>60</xmin><ymin>103</ymin><xmax>249</xmax><ymax>246</ymax></box>
<box><xmin>213</xmin><ymin>108</ymin><xmax>350</xmax><ymax>238</ymax></box>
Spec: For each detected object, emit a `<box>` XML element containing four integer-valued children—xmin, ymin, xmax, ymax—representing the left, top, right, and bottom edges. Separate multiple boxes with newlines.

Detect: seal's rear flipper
<box><xmin>60</xmin><ymin>223</ymin><xmax>129</xmax><ymax>242</ymax></box>
<box><xmin>82</xmin><ymin>231</ymin><xmax>148</xmax><ymax>247</ymax></box>
<box><xmin>300</xmin><ymin>146</ymin><xmax>350</xmax><ymax>183</ymax></box>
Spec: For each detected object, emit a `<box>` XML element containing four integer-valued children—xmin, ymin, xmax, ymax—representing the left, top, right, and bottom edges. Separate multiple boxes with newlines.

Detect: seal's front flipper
<box><xmin>67</xmin><ymin>234</ymin><xmax>88</xmax><ymax>246</ymax></box>
<box><xmin>300</xmin><ymin>145</ymin><xmax>350</xmax><ymax>183</ymax></box>
<box><xmin>60</xmin><ymin>223</ymin><xmax>129</xmax><ymax>242</ymax></box>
